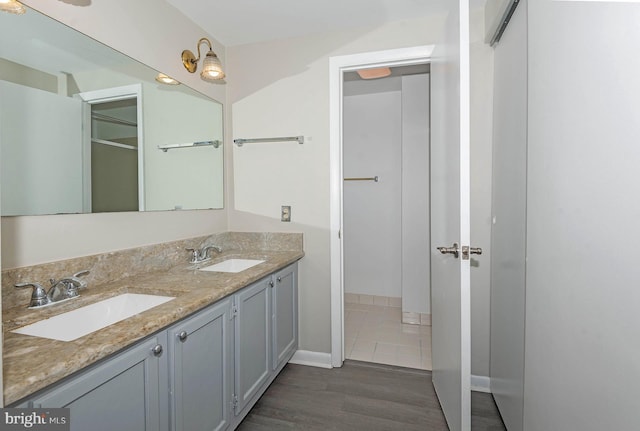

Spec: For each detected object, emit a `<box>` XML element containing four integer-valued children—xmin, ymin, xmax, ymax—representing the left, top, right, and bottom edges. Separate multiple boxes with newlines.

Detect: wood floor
<box><xmin>238</xmin><ymin>360</ymin><xmax>505</xmax><ymax>430</ymax></box>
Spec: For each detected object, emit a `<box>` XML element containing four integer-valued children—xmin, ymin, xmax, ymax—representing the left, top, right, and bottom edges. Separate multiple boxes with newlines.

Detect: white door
<box><xmin>429</xmin><ymin>0</ymin><xmax>471</xmax><ymax>430</ymax></box>
<box><xmin>490</xmin><ymin>1</ymin><xmax>527</xmax><ymax>430</ymax></box>
<box><xmin>523</xmin><ymin>1</ymin><xmax>640</xmax><ymax>429</ymax></box>
<box><xmin>0</xmin><ymin>81</ymin><xmax>84</xmax><ymax>215</ymax></box>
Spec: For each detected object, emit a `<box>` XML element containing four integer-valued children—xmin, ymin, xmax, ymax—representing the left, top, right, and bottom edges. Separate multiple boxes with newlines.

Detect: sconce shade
<box><xmin>201</xmin><ymin>51</ymin><xmax>225</xmax><ymax>81</ymax></box>
<box><xmin>0</xmin><ymin>0</ymin><xmax>26</xmax><ymax>14</ymax></box>
<box><xmin>181</xmin><ymin>37</ymin><xmax>225</xmax><ymax>83</ymax></box>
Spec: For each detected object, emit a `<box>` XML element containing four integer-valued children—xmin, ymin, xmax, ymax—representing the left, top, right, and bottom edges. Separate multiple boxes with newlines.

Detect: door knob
<box><xmin>437</xmin><ymin>243</ymin><xmax>459</xmax><ymax>258</ymax></box>
<box><xmin>461</xmin><ymin>246</ymin><xmax>483</xmax><ymax>260</ymax></box>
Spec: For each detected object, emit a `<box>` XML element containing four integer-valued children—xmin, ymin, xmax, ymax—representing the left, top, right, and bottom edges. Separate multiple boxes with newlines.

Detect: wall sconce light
<box><xmin>0</xmin><ymin>0</ymin><xmax>26</xmax><ymax>14</ymax></box>
<box><xmin>181</xmin><ymin>37</ymin><xmax>225</xmax><ymax>82</ymax></box>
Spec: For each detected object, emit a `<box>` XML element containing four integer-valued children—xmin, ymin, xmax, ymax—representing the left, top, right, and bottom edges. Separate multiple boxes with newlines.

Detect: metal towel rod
<box><xmin>158</xmin><ymin>140</ymin><xmax>221</xmax><ymax>152</ymax></box>
<box><xmin>234</xmin><ymin>136</ymin><xmax>304</xmax><ymax>147</ymax></box>
<box><xmin>344</xmin><ymin>176</ymin><xmax>379</xmax><ymax>182</ymax></box>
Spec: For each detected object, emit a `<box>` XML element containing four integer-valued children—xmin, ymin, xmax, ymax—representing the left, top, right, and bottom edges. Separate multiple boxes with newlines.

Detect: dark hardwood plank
<box><xmin>238</xmin><ymin>360</ymin><xmax>506</xmax><ymax>430</ymax></box>
<box><xmin>471</xmin><ymin>391</ymin><xmax>507</xmax><ymax>431</ymax></box>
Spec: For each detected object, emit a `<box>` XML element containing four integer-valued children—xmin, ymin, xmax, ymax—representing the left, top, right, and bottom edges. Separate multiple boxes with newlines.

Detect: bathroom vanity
<box><xmin>2</xmin><ymin>232</ymin><xmax>303</xmax><ymax>431</ymax></box>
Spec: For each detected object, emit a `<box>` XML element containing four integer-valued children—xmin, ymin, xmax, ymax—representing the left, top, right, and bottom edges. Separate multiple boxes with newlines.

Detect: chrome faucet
<box><xmin>55</xmin><ymin>270</ymin><xmax>90</xmax><ymax>299</ymax></box>
<box><xmin>186</xmin><ymin>245</ymin><xmax>222</xmax><ymax>264</ymax></box>
<box><xmin>16</xmin><ymin>270</ymin><xmax>90</xmax><ymax>308</ymax></box>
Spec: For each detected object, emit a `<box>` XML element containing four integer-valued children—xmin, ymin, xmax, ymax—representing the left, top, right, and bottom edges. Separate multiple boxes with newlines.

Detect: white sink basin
<box><xmin>199</xmin><ymin>258</ymin><xmax>265</xmax><ymax>273</ymax></box>
<box><xmin>12</xmin><ymin>293</ymin><xmax>175</xmax><ymax>342</ymax></box>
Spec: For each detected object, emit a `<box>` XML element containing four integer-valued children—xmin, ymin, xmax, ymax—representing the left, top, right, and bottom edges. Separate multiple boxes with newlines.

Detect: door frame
<box><xmin>329</xmin><ymin>46</ymin><xmax>435</xmax><ymax>367</ymax></box>
<box><xmin>76</xmin><ymin>84</ymin><xmax>145</xmax><ymax>212</ymax></box>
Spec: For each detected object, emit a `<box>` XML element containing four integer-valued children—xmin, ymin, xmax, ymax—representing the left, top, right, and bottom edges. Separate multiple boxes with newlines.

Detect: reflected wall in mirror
<box><xmin>0</xmin><ymin>6</ymin><xmax>224</xmax><ymax>216</ymax></box>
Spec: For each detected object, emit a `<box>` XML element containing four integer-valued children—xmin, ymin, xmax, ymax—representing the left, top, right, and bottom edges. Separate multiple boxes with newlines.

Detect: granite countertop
<box><xmin>2</xmin><ymin>249</ymin><xmax>304</xmax><ymax>405</ymax></box>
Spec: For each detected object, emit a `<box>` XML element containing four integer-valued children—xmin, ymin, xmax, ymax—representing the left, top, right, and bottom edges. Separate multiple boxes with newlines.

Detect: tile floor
<box><xmin>344</xmin><ymin>302</ymin><xmax>432</xmax><ymax>370</ymax></box>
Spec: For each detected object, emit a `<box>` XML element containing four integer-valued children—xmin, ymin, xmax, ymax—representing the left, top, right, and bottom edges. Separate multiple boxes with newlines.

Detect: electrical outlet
<box><xmin>281</xmin><ymin>206</ymin><xmax>291</xmax><ymax>222</ymax></box>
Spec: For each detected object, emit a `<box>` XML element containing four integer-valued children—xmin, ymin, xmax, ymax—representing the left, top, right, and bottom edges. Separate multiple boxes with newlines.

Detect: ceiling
<box><xmin>167</xmin><ymin>0</ymin><xmax>486</xmax><ymax>47</ymax></box>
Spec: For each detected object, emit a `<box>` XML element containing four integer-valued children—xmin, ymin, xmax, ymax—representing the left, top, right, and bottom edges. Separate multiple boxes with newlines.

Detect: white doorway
<box><xmin>329</xmin><ymin>46</ymin><xmax>435</xmax><ymax>368</ymax></box>
<box><xmin>76</xmin><ymin>84</ymin><xmax>145</xmax><ymax>212</ymax></box>
<box><xmin>341</xmin><ymin>66</ymin><xmax>431</xmax><ymax>369</ymax></box>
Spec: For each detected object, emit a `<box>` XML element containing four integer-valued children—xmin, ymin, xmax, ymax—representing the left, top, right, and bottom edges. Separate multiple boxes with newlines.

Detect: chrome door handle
<box><xmin>437</xmin><ymin>243</ymin><xmax>459</xmax><ymax>258</ymax></box>
<box><xmin>461</xmin><ymin>246</ymin><xmax>483</xmax><ymax>260</ymax></box>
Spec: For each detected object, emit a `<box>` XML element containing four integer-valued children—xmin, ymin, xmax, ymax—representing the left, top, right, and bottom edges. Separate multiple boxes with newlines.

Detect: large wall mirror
<box><xmin>0</xmin><ymin>6</ymin><xmax>224</xmax><ymax>216</ymax></box>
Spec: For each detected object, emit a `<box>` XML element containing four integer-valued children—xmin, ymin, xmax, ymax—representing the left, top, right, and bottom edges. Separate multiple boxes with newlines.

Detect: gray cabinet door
<box><xmin>272</xmin><ymin>263</ymin><xmax>298</xmax><ymax>372</ymax></box>
<box><xmin>30</xmin><ymin>334</ymin><xmax>168</xmax><ymax>431</ymax></box>
<box><xmin>168</xmin><ymin>298</ymin><xmax>232</xmax><ymax>431</ymax></box>
<box><xmin>234</xmin><ymin>277</ymin><xmax>271</xmax><ymax>414</ymax></box>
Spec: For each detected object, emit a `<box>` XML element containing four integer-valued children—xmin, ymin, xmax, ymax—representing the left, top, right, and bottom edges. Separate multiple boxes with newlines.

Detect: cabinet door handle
<box><xmin>178</xmin><ymin>331</ymin><xmax>188</xmax><ymax>342</ymax></box>
<box><xmin>269</xmin><ymin>280</ymin><xmax>274</xmax><ymax>287</ymax></box>
<box><xmin>277</xmin><ymin>276</ymin><xmax>282</xmax><ymax>283</ymax></box>
<box><xmin>152</xmin><ymin>344</ymin><xmax>163</xmax><ymax>357</ymax></box>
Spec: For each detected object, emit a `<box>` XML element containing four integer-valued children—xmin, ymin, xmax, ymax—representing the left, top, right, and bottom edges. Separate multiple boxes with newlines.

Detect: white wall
<box><xmin>343</xmin><ymin>80</ymin><xmax>402</xmax><ymax>299</ymax></box>
<box><xmin>227</xmin><ymin>15</ymin><xmax>447</xmax><ymax>355</ymax></box>
<box><xmin>484</xmin><ymin>0</ymin><xmax>513</xmax><ymax>42</ymax></box>
<box><xmin>524</xmin><ymin>1</ymin><xmax>640</xmax><ymax>429</ymax></box>
<box><xmin>143</xmin><ymin>87</ymin><xmax>224</xmax><ymax>211</ymax></box>
<box><xmin>401</xmin><ymin>74</ymin><xmax>431</xmax><ymax>316</ymax></box>
<box><xmin>2</xmin><ymin>0</ymin><xmax>228</xmax><ymax>269</ymax></box>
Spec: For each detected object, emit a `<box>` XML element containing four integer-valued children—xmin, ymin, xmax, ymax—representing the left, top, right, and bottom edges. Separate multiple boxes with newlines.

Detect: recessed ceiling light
<box><xmin>356</xmin><ymin>67</ymin><xmax>392</xmax><ymax>80</ymax></box>
<box><xmin>155</xmin><ymin>73</ymin><xmax>180</xmax><ymax>85</ymax></box>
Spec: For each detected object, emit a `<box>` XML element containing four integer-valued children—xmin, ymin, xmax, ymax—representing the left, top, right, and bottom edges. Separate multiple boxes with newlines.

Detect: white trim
<box><xmin>329</xmin><ymin>46</ymin><xmax>435</xmax><ymax>369</ymax></box>
<box><xmin>471</xmin><ymin>375</ymin><xmax>492</xmax><ymax>393</ymax></box>
<box><xmin>289</xmin><ymin>350</ymin><xmax>333</xmax><ymax>369</ymax></box>
<box><xmin>460</xmin><ymin>1</ymin><xmax>473</xmax><ymax>427</ymax></box>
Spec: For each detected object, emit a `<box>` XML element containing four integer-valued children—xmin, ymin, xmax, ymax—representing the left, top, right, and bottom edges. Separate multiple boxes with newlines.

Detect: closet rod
<box><xmin>91</xmin><ymin>138</ymin><xmax>137</xmax><ymax>151</ymax></box>
<box><xmin>92</xmin><ymin>113</ymin><xmax>137</xmax><ymax>127</ymax></box>
<box><xmin>344</xmin><ymin>176</ymin><xmax>379</xmax><ymax>182</ymax></box>
<box><xmin>233</xmin><ymin>135</ymin><xmax>304</xmax><ymax>147</ymax></box>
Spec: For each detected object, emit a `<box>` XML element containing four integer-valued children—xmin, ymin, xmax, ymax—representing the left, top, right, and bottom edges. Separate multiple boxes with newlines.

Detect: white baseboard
<box><xmin>289</xmin><ymin>350</ymin><xmax>333</xmax><ymax>369</ymax></box>
<box><xmin>471</xmin><ymin>375</ymin><xmax>491</xmax><ymax>393</ymax></box>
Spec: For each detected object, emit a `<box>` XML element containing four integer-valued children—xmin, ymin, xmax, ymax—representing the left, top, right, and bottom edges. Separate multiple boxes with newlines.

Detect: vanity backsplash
<box><xmin>1</xmin><ymin>232</ymin><xmax>303</xmax><ymax>311</ymax></box>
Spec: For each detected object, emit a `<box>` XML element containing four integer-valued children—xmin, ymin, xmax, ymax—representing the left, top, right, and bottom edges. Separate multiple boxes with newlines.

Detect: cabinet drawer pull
<box><xmin>152</xmin><ymin>344</ymin><xmax>163</xmax><ymax>357</ymax></box>
<box><xmin>178</xmin><ymin>331</ymin><xmax>188</xmax><ymax>342</ymax></box>
<box><xmin>277</xmin><ymin>276</ymin><xmax>282</xmax><ymax>283</ymax></box>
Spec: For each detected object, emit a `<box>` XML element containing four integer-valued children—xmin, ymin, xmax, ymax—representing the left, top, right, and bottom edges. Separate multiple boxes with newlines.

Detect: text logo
<box><xmin>0</xmin><ymin>409</ymin><xmax>69</xmax><ymax>431</ymax></box>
